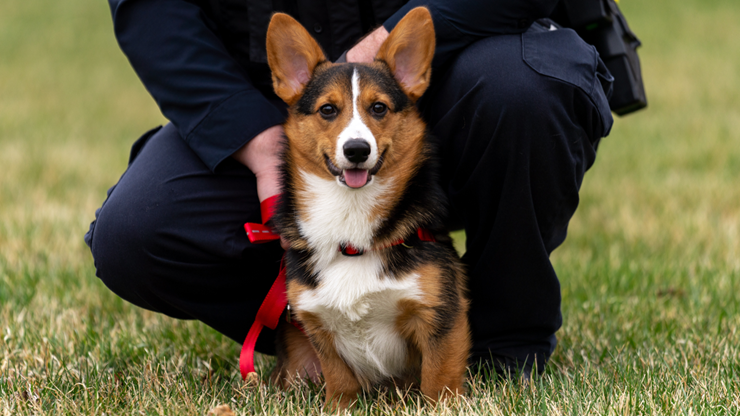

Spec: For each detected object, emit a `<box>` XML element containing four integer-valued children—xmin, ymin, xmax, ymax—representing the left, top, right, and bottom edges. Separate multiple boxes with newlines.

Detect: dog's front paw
<box><xmin>244</xmin><ymin>371</ymin><xmax>261</xmax><ymax>387</ymax></box>
<box><xmin>207</xmin><ymin>404</ymin><xmax>235</xmax><ymax>416</ymax></box>
<box><xmin>324</xmin><ymin>394</ymin><xmax>358</xmax><ymax>412</ymax></box>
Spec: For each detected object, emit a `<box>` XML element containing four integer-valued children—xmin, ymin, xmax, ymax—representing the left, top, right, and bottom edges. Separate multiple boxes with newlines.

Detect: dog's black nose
<box><xmin>343</xmin><ymin>140</ymin><xmax>371</xmax><ymax>164</ymax></box>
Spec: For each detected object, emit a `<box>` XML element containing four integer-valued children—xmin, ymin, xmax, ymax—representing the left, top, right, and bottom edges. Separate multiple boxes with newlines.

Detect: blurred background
<box><xmin>1</xmin><ymin>0</ymin><xmax>738</xmax><ymax>413</ymax></box>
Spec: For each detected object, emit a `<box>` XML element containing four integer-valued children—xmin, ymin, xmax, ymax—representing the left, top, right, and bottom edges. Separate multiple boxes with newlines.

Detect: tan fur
<box><xmin>268</xmin><ymin>11</ymin><xmax>434</xmax><ymax>238</ymax></box>
<box><xmin>280</xmin><ymin>62</ymin><xmax>432</xmax><ymax>250</ymax></box>
<box><xmin>304</xmin><ymin>320</ymin><xmax>363</xmax><ymax>410</ymax></box>
<box><xmin>395</xmin><ymin>264</ymin><xmax>470</xmax><ymax>402</ymax></box>
<box><xmin>355</xmin><ymin>67</ymin><xmax>429</xmax><ymax>232</ymax></box>
<box><xmin>266</xmin><ymin>8</ymin><xmax>470</xmax><ymax>410</ymax></box>
<box><xmin>278</xmin><ymin>281</ymin><xmax>369</xmax><ymax>408</ymax></box>
<box><xmin>283</xmin><ymin>66</ymin><xmax>352</xmax><ymax>181</ymax></box>
<box><xmin>266</xmin><ymin>13</ymin><xmax>327</xmax><ymax>105</ymax></box>
<box><xmin>270</xmin><ymin>323</ymin><xmax>321</xmax><ymax>388</ymax></box>
<box><xmin>282</xmin><ymin>67</ymin><xmax>353</xmax><ymax>225</ymax></box>
<box><xmin>375</xmin><ymin>8</ymin><xmax>436</xmax><ymax>102</ymax></box>
<box><xmin>283</xmin><ymin>307</ymin><xmax>363</xmax><ymax>409</ymax></box>
<box><xmin>418</xmin><ymin>309</ymin><xmax>470</xmax><ymax>401</ymax></box>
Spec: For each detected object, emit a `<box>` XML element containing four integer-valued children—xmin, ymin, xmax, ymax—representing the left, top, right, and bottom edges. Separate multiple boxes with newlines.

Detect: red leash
<box><xmin>240</xmin><ymin>195</ymin><xmax>284</xmax><ymax>380</ymax></box>
<box><xmin>239</xmin><ymin>194</ymin><xmax>436</xmax><ymax>380</ymax></box>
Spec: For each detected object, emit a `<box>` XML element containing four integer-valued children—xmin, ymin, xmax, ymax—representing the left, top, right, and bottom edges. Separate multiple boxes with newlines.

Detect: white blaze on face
<box><xmin>335</xmin><ymin>68</ymin><xmax>378</xmax><ymax>170</ymax></box>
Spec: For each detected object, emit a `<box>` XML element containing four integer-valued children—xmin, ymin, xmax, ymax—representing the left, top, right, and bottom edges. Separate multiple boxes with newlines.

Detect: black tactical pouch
<box><xmin>551</xmin><ymin>0</ymin><xmax>647</xmax><ymax>116</ymax></box>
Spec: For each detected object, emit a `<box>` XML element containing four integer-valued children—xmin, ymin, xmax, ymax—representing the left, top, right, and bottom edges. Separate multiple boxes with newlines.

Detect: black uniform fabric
<box><xmin>107</xmin><ymin>0</ymin><xmax>562</xmax><ymax>172</ymax></box>
<box><xmin>89</xmin><ymin>0</ymin><xmax>614</xmax><ymax>374</ymax></box>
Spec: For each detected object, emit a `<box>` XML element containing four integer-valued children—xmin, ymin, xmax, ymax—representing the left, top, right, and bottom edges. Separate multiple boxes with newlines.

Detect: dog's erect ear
<box><xmin>266</xmin><ymin>13</ymin><xmax>327</xmax><ymax>105</ymax></box>
<box><xmin>375</xmin><ymin>7</ymin><xmax>435</xmax><ymax>102</ymax></box>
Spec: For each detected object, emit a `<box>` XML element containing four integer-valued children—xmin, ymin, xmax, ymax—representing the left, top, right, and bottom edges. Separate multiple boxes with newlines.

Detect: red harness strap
<box><xmin>239</xmin><ymin>194</ymin><xmax>437</xmax><ymax>380</ymax></box>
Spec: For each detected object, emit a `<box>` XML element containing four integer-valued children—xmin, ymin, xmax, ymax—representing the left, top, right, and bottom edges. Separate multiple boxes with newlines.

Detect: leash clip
<box><xmin>244</xmin><ymin>195</ymin><xmax>283</xmax><ymax>244</ymax></box>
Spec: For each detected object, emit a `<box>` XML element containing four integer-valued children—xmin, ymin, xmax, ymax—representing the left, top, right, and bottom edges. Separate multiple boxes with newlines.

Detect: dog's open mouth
<box><xmin>325</xmin><ymin>154</ymin><xmax>385</xmax><ymax>189</ymax></box>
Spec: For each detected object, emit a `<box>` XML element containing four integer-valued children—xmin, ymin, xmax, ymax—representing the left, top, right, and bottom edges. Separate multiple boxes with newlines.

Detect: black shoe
<box><xmin>469</xmin><ymin>352</ymin><xmax>541</xmax><ymax>382</ymax></box>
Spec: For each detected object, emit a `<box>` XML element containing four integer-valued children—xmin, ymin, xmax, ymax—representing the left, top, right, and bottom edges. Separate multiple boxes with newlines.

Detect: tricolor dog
<box><xmin>265</xmin><ymin>7</ymin><xmax>470</xmax><ymax>409</ymax></box>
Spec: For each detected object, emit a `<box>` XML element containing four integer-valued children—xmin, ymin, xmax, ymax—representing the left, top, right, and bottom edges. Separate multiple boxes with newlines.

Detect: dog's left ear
<box><xmin>266</xmin><ymin>13</ymin><xmax>327</xmax><ymax>105</ymax></box>
<box><xmin>375</xmin><ymin>7</ymin><xmax>435</xmax><ymax>102</ymax></box>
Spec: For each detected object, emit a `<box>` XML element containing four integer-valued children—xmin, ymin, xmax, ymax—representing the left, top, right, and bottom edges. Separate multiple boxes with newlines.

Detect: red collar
<box><xmin>340</xmin><ymin>228</ymin><xmax>437</xmax><ymax>256</ymax></box>
<box><xmin>244</xmin><ymin>195</ymin><xmax>438</xmax><ymax>252</ymax></box>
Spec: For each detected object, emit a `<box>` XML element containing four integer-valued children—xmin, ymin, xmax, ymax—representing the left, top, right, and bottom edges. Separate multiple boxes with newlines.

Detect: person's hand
<box><xmin>233</xmin><ymin>125</ymin><xmax>283</xmax><ymax>203</ymax></box>
<box><xmin>232</xmin><ymin>125</ymin><xmax>290</xmax><ymax>249</ymax></box>
<box><xmin>346</xmin><ymin>26</ymin><xmax>389</xmax><ymax>63</ymax></box>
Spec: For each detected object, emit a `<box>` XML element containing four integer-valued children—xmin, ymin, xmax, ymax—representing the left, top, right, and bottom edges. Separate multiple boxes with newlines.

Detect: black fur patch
<box><xmin>372</xmin><ymin>139</ymin><xmax>447</xmax><ymax>242</ymax></box>
<box><xmin>275</xmin><ymin>61</ymin><xmax>465</xmax><ymax>343</ymax></box>
<box><xmin>382</xmin><ymin>239</ymin><xmax>462</xmax><ymax>340</ymax></box>
<box><xmin>284</xmin><ymin>248</ymin><xmax>320</xmax><ymax>289</ymax></box>
<box><xmin>295</xmin><ymin>63</ymin><xmax>410</xmax><ymax>116</ymax></box>
<box><xmin>357</xmin><ymin>63</ymin><xmax>410</xmax><ymax>112</ymax></box>
<box><xmin>296</xmin><ymin>64</ymin><xmax>353</xmax><ymax>115</ymax></box>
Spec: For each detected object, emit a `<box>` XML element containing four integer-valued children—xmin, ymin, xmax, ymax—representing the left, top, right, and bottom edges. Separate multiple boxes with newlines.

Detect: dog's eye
<box><xmin>371</xmin><ymin>102</ymin><xmax>387</xmax><ymax>116</ymax></box>
<box><xmin>319</xmin><ymin>104</ymin><xmax>337</xmax><ymax>118</ymax></box>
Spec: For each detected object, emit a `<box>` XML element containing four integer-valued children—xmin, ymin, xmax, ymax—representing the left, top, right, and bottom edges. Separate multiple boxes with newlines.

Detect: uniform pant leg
<box><xmin>419</xmin><ymin>22</ymin><xmax>613</xmax><ymax>373</ymax></box>
<box><xmin>85</xmin><ymin>123</ymin><xmax>284</xmax><ymax>353</ymax></box>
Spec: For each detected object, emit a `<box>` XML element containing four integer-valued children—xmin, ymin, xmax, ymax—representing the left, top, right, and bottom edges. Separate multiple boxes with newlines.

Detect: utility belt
<box><xmin>551</xmin><ymin>0</ymin><xmax>647</xmax><ymax>116</ymax></box>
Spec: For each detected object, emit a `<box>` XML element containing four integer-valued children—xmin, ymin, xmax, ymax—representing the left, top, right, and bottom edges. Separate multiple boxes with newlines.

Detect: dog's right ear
<box><xmin>266</xmin><ymin>13</ymin><xmax>327</xmax><ymax>105</ymax></box>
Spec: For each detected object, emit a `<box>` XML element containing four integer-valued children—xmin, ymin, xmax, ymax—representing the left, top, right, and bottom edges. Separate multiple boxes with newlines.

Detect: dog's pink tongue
<box><xmin>344</xmin><ymin>169</ymin><xmax>368</xmax><ymax>188</ymax></box>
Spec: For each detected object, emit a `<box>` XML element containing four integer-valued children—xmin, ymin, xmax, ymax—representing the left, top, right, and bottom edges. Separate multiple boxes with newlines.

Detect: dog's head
<box><xmin>266</xmin><ymin>7</ymin><xmax>435</xmax><ymax>190</ymax></box>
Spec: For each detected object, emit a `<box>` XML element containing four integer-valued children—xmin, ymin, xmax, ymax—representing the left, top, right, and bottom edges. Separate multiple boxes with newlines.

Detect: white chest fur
<box><xmin>295</xmin><ymin>171</ymin><xmax>419</xmax><ymax>384</ymax></box>
<box><xmin>297</xmin><ymin>170</ymin><xmax>392</xmax><ymax>269</ymax></box>
<box><xmin>296</xmin><ymin>254</ymin><xmax>421</xmax><ymax>384</ymax></box>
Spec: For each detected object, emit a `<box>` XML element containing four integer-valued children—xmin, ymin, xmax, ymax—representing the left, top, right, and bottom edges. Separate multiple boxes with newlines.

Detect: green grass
<box><xmin>2</xmin><ymin>0</ymin><xmax>740</xmax><ymax>414</ymax></box>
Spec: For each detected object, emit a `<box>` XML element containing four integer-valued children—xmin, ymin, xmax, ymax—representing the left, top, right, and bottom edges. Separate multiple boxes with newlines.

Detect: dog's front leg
<box><xmin>297</xmin><ymin>312</ymin><xmax>362</xmax><ymax>411</ymax></box>
<box><xmin>418</xmin><ymin>310</ymin><xmax>470</xmax><ymax>403</ymax></box>
<box><xmin>318</xmin><ymin>344</ymin><xmax>362</xmax><ymax>411</ymax></box>
<box><xmin>271</xmin><ymin>321</ymin><xmax>322</xmax><ymax>389</ymax></box>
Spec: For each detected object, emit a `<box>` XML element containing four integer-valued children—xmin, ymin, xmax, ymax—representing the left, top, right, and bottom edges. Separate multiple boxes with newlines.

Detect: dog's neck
<box><xmin>294</xmin><ymin>169</ymin><xmax>394</xmax><ymax>265</ymax></box>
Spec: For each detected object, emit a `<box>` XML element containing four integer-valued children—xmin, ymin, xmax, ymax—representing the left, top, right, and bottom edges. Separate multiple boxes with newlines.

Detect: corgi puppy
<box><xmin>265</xmin><ymin>7</ymin><xmax>470</xmax><ymax>410</ymax></box>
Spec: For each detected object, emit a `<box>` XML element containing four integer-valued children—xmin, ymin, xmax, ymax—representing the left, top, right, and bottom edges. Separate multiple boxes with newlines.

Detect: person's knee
<box><xmin>432</xmin><ymin>35</ymin><xmax>599</xmax><ymax>251</ymax></box>
<box><xmin>88</xmin><ymin>188</ymin><xmax>160</xmax><ymax>309</ymax></box>
<box><xmin>436</xmin><ymin>31</ymin><xmax>609</xmax><ymax>143</ymax></box>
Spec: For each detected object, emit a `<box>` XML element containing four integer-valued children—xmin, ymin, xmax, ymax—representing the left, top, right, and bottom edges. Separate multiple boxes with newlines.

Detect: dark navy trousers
<box><xmin>86</xmin><ymin>21</ymin><xmax>613</xmax><ymax>373</ymax></box>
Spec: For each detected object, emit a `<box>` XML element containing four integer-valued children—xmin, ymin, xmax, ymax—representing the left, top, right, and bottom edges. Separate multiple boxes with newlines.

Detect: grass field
<box><xmin>1</xmin><ymin>0</ymin><xmax>739</xmax><ymax>414</ymax></box>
